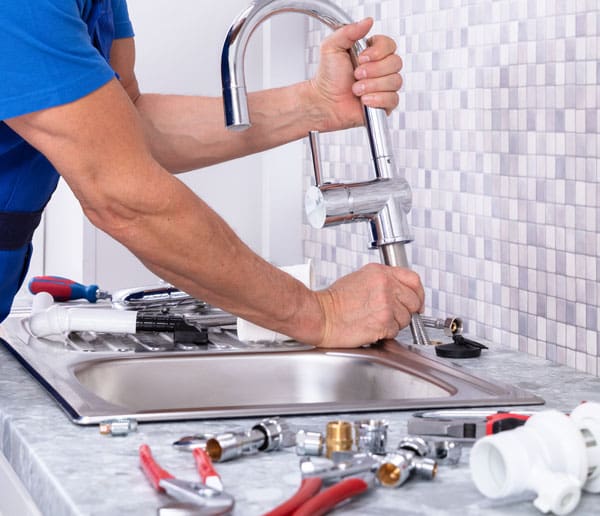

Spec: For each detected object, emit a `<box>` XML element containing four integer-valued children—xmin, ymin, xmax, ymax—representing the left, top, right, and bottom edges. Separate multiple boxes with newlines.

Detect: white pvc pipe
<box><xmin>470</xmin><ymin>402</ymin><xmax>600</xmax><ymax>515</ymax></box>
<box><xmin>27</xmin><ymin>293</ymin><xmax>137</xmax><ymax>339</ymax></box>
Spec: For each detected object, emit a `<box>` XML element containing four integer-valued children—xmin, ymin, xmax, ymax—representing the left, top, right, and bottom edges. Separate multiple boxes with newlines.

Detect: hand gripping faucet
<box><xmin>221</xmin><ymin>0</ymin><xmax>431</xmax><ymax>346</ymax></box>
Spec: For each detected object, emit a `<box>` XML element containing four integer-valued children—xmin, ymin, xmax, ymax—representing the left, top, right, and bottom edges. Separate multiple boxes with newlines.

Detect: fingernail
<box><xmin>358</xmin><ymin>54</ymin><xmax>370</xmax><ymax>64</ymax></box>
<box><xmin>362</xmin><ymin>94</ymin><xmax>375</xmax><ymax>103</ymax></box>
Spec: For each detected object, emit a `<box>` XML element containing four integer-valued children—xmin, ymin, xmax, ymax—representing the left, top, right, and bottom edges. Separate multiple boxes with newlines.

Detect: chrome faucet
<box><xmin>221</xmin><ymin>0</ymin><xmax>430</xmax><ymax>346</ymax></box>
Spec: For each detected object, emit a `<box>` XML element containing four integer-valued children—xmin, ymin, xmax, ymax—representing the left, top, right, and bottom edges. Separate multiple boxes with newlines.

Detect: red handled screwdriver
<box><xmin>28</xmin><ymin>276</ymin><xmax>111</xmax><ymax>303</ymax></box>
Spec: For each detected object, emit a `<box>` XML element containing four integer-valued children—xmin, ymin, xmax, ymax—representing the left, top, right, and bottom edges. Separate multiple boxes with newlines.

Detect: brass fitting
<box><xmin>326</xmin><ymin>420</ymin><xmax>354</xmax><ymax>458</ymax></box>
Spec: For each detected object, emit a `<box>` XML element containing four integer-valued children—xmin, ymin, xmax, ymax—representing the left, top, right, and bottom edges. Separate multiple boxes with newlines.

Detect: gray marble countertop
<box><xmin>1</xmin><ymin>334</ymin><xmax>599</xmax><ymax>516</ymax></box>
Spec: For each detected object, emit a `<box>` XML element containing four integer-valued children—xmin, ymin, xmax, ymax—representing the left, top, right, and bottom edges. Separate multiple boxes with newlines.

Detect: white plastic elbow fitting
<box><xmin>470</xmin><ymin>402</ymin><xmax>600</xmax><ymax>515</ymax></box>
<box><xmin>27</xmin><ymin>292</ymin><xmax>137</xmax><ymax>340</ymax></box>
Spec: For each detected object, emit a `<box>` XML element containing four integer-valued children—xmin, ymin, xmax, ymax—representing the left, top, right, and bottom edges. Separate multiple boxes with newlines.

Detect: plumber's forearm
<box><xmin>134</xmin><ymin>81</ymin><xmax>327</xmax><ymax>173</ymax></box>
<box><xmin>119</xmin><ymin>182</ymin><xmax>326</xmax><ymax>344</ymax></box>
<box><xmin>7</xmin><ymin>78</ymin><xmax>327</xmax><ymax>345</ymax></box>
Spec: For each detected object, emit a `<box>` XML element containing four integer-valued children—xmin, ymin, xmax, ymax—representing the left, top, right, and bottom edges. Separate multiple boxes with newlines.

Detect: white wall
<box><xmin>92</xmin><ymin>0</ymin><xmax>268</xmax><ymax>292</ymax></box>
<box><xmin>23</xmin><ymin>1</ymin><xmax>306</xmax><ymax>296</ymax></box>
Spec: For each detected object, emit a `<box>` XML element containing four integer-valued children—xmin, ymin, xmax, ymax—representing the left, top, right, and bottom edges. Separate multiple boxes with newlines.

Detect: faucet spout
<box><xmin>221</xmin><ymin>0</ymin><xmax>430</xmax><ymax>345</ymax></box>
<box><xmin>222</xmin><ymin>0</ymin><xmax>351</xmax><ymax>129</ymax></box>
<box><xmin>221</xmin><ymin>0</ymin><xmax>395</xmax><ymax>179</ymax></box>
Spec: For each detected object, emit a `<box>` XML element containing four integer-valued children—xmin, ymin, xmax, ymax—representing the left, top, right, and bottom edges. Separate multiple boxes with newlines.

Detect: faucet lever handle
<box><xmin>308</xmin><ymin>131</ymin><xmax>324</xmax><ymax>187</ymax></box>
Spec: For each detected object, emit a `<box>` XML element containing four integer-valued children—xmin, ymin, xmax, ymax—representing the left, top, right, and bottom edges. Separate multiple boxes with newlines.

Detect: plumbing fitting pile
<box><xmin>166</xmin><ymin>416</ymin><xmax>460</xmax><ymax>515</ymax></box>
<box><xmin>159</xmin><ymin>403</ymin><xmax>600</xmax><ymax>515</ymax></box>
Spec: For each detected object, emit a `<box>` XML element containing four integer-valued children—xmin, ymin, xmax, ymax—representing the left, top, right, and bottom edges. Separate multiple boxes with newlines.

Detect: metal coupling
<box><xmin>300</xmin><ymin>453</ymin><xmax>379</xmax><ymax>483</ymax></box>
<box><xmin>354</xmin><ymin>419</ymin><xmax>388</xmax><ymax>455</ymax></box>
<box><xmin>326</xmin><ymin>420</ymin><xmax>354</xmax><ymax>458</ymax></box>
<box><xmin>376</xmin><ymin>452</ymin><xmax>413</xmax><ymax>488</ymax></box>
<box><xmin>398</xmin><ymin>436</ymin><xmax>462</xmax><ymax>466</ymax></box>
<box><xmin>376</xmin><ymin>450</ymin><xmax>438</xmax><ymax>488</ymax></box>
<box><xmin>205</xmin><ymin>430</ymin><xmax>264</xmax><ymax>462</ymax></box>
<box><xmin>99</xmin><ymin>418</ymin><xmax>138</xmax><ymax>436</ymax></box>
<box><xmin>411</xmin><ymin>456</ymin><xmax>438</xmax><ymax>480</ymax></box>
<box><xmin>296</xmin><ymin>430</ymin><xmax>325</xmax><ymax>456</ymax></box>
<box><xmin>252</xmin><ymin>417</ymin><xmax>295</xmax><ymax>452</ymax></box>
<box><xmin>420</xmin><ymin>315</ymin><xmax>463</xmax><ymax>336</ymax></box>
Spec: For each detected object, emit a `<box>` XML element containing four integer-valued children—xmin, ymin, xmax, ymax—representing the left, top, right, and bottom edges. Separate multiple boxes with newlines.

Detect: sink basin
<box><xmin>0</xmin><ymin>313</ymin><xmax>543</xmax><ymax>424</ymax></box>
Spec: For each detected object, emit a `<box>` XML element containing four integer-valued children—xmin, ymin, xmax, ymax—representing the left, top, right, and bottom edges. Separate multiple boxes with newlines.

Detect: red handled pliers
<box><xmin>139</xmin><ymin>444</ymin><xmax>234</xmax><ymax>514</ymax></box>
<box><xmin>263</xmin><ymin>476</ymin><xmax>369</xmax><ymax>516</ymax></box>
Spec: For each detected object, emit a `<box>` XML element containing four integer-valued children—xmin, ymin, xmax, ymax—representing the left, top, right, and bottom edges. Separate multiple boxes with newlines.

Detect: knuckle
<box><xmin>363</xmin><ymin>262</ymin><xmax>382</xmax><ymax>274</ymax></box>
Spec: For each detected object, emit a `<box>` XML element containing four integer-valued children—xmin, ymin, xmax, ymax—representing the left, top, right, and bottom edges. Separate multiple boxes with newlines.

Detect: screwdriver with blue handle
<box><xmin>28</xmin><ymin>276</ymin><xmax>112</xmax><ymax>303</ymax></box>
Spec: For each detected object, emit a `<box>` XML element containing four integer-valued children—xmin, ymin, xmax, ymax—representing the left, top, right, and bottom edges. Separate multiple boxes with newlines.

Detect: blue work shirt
<box><xmin>0</xmin><ymin>0</ymin><xmax>134</xmax><ymax>321</ymax></box>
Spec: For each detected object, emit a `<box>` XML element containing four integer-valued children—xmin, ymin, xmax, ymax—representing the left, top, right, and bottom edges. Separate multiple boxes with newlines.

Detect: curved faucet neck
<box><xmin>222</xmin><ymin>0</ymin><xmax>354</xmax><ymax>129</ymax></box>
<box><xmin>221</xmin><ymin>0</ymin><xmax>395</xmax><ymax>178</ymax></box>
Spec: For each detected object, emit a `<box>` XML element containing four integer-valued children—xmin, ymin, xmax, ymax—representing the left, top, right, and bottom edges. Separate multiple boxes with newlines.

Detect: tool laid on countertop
<box><xmin>139</xmin><ymin>444</ymin><xmax>233</xmax><ymax>514</ymax></box>
<box><xmin>408</xmin><ymin>409</ymin><xmax>534</xmax><ymax>440</ymax></box>
<box><xmin>26</xmin><ymin>292</ymin><xmax>209</xmax><ymax>343</ymax></box>
<box><xmin>193</xmin><ymin>448</ymin><xmax>224</xmax><ymax>492</ymax></box>
<box><xmin>264</xmin><ymin>472</ymin><xmax>370</xmax><ymax>516</ymax></box>
<box><xmin>28</xmin><ymin>275</ymin><xmax>112</xmax><ymax>303</ymax></box>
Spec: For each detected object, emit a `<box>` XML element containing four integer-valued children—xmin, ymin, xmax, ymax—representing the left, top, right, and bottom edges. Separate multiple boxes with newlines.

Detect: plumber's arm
<box><xmin>111</xmin><ymin>19</ymin><xmax>402</xmax><ymax>173</ymax></box>
<box><xmin>5</xmin><ymin>79</ymin><xmax>422</xmax><ymax>348</ymax></box>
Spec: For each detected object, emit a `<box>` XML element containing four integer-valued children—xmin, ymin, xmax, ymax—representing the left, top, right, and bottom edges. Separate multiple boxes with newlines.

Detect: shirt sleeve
<box><xmin>0</xmin><ymin>0</ymin><xmax>117</xmax><ymax>120</ymax></box>
<box><xmin>112</xmin><ymin>0</ymin><xmax>135</xmax><ymax>39</ymax></box>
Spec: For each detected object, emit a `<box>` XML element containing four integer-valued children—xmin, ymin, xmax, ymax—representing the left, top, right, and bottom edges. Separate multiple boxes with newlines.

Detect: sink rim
<box><xmin>0</xmin><ymin>325</ymin><xmax>544</xmax><ymax>425</ymax></box>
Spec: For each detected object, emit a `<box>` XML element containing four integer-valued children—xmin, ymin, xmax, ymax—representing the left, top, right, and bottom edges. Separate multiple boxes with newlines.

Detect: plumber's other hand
<box><xmin>314</xmin><ymin>263</ymin><xmax>424</xmax><ymax>348</ymax></box>
<box><xmin>310</xmin><ymin>17</ymin><xmax>403</xmax><ymax>132</ymax></box>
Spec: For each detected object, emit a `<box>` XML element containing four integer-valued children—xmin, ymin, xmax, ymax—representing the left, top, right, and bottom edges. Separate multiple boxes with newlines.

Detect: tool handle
<box><xmin>293</xmin><ymin>477</ymin><xmax>369</xmax><ymax>516</ymax></box>
<box><xmin>486</xmin><ymin>413</ymin><xmax>530</xmax><ymax>435</ymax></box>
<box><xmin>139</xmin><ymin>444</ymin><xmax>174</xmax><ymax>492</ymax></box>
<box><xmin>28</xmin><ymin>275</ymin><xmax>100</xmax><ymax>303</ymax></box>
<box><xmin>193</xmin><ymin>448</ymin><xmax>220</xmax><ymax>485</ymax></box>
<box><xmin>263</xmin><ymin>477</ymin><xmax>322</xmax><ymax>516</ymax></box>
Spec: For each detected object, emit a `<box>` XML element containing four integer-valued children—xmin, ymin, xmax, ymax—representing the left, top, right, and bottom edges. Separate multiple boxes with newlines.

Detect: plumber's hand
<box><xmin>314</xmin><ymin>263</ymin><xmax>424</xmax><ymax>348</ymax></box>
<box><xmin>311</xmin><ymin>17</ymin><xmax>403</xmax><ymax>131</ymax></box>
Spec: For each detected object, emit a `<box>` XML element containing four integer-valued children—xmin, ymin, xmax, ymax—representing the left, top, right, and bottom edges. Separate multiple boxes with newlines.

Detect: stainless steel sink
<box><xmin>0</xmin><ymin>312</ymin><xmax>543</xmax><ymax>424</ymax></box>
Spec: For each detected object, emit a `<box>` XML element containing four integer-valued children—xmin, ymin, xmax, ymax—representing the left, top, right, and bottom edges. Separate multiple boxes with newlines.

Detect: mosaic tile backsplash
<box><xmin>302</xmin><ymin>0</ymin><xmax>600</xmax><ymax>376</ymax></box>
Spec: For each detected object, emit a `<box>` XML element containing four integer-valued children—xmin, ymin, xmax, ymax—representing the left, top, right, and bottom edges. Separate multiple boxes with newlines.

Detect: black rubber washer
<box><xmin>435</xmin><ymin>342</ymin><xmax>482</xmax><ymax>358</ymax></box>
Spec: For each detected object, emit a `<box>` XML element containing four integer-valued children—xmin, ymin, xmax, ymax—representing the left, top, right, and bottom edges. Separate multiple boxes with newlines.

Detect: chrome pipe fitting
<box><xmin>296</xmin><ymin>430</ymin><xmax>325</xmax><ymax>456</ymax></box>
<box><xmin>376</xmin><ymin>452</ymin><xmax>414</xmax><ymax>488</ymax></box>
<box><xmin>205</xmin><ymin>417</ymin><xmax>295</xmax><ymax>461</ymax></box>
<box><xmin>398</xmin><ymin>436</ymin><xmax>461</xmax><ymax>466</ymax></box>
<box><xmin>98</xmin><ymin>418</ymin><xmax>138</xmax><ymax>436</ymax></box>
<box><xmin>300</xmin><ymin>453</ymin><xmax>379</xmax><ymax>482</ymax></box>
<box><xmin>376</xmin><ymin>450</ymin><xmax>438</xmax><ymax>488</ymax></box>
<box><xmin>420</xmin><ymin>315</ymin><xmax>464</xmax><ymax>336</ymax></box>
<box><xmin>252</xmin><ymin>417</ymin><xmax>295</xmax><ymax>451</ymax></box>
<box><xmin>354</xmin><ymin>419</ymin><xmax>388</xmax><ymax>455</ymax></box>
<box><xmin>205</xmin><ymin>430</ymin><xmax>265</xmax><ymax>462</ymax></box>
